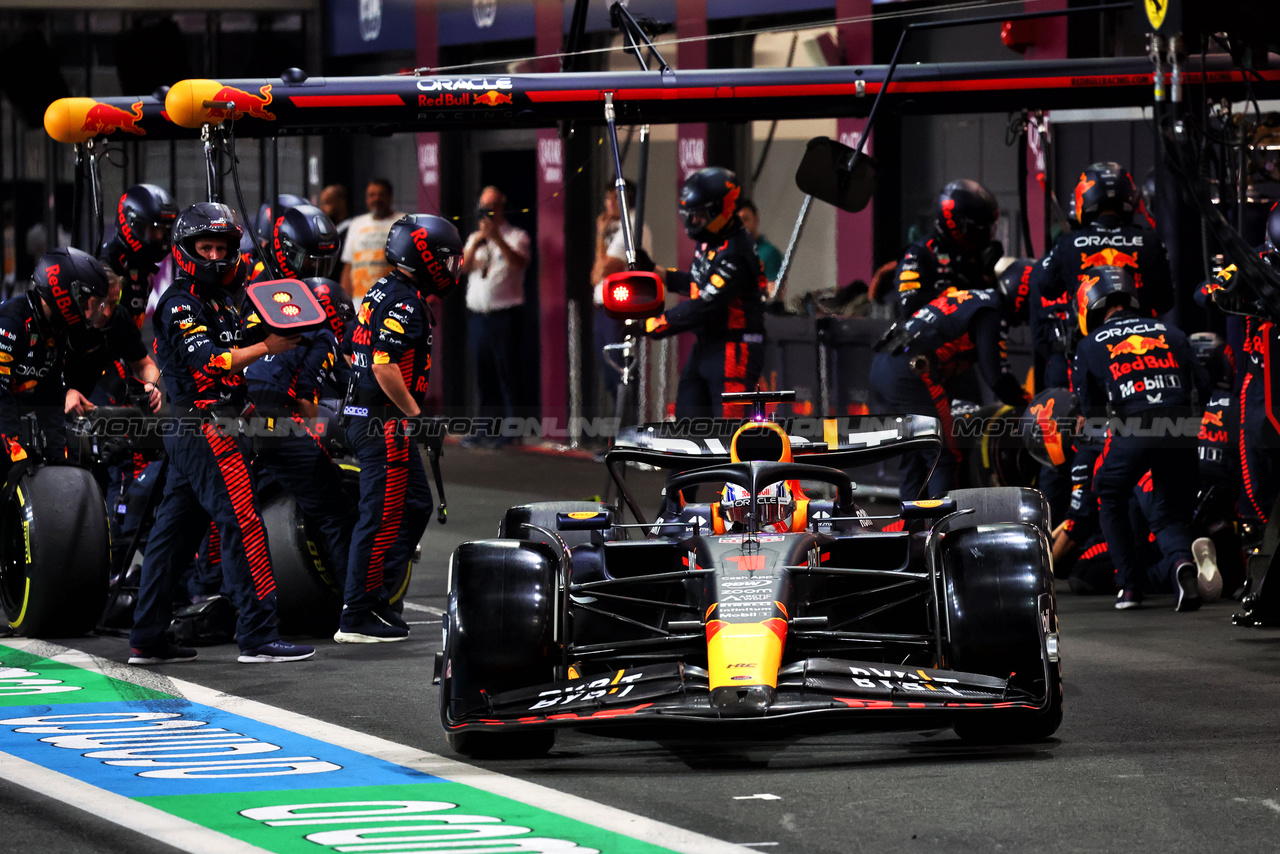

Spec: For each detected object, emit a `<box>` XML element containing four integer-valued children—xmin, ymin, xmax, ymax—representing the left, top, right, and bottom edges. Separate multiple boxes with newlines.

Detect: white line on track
<box><xmin>4</xmin><ymin>639</ymin><xmax>755</xmax><ymax>854</ymax></box>
<box><xmin>0</xmin><ymin>752</ymin><xmax>273</xmax><ymax>854</ymax></box>
<box><xmin>401</xmin><ymin>601</ymin><xmax>444</xmax><ymax>615</ymax></box>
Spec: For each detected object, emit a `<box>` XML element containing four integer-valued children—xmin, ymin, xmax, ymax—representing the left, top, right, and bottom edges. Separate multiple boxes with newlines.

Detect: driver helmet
<box><xmin>721</xmin><ymin>480</ymin><xmax>794</xmax><ymax>532</ymax></box>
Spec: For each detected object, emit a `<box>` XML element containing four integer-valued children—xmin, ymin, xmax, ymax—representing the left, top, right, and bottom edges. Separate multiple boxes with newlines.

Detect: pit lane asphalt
<box><xmin>22</xmin><ymin>446</ymin><xmax>1280</xmax><ymax>853</ymax></box>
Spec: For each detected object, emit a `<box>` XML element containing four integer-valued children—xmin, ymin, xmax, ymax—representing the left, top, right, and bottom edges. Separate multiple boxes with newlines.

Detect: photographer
<box><xmin>461</xmin><ymin>186</ymin><xmax>529</xmax><ymax>440</ymax></box>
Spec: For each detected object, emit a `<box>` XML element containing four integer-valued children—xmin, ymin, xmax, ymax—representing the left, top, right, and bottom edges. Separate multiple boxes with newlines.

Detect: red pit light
<box><xmin>273</xmin><ymin>291</ymin><xmax>292</xmax><ymax>303</ymax></box>
<box><xmin>281</xmin><ymin>304</ymin><xmax>300</xmax><ymax>316</ymax></box>
<box><xmin>601</xmin><ymin>271</ymin><xmax>664</xmax><ymax>320</ymax></box>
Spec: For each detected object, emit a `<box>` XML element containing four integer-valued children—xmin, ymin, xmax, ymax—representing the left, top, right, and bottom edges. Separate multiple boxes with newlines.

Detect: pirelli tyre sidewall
<box><xmin>0</xmin><ymin>465</ymin><xmax>109</xmax><ymax>637</ymax></box>
<box><xmin>441</xmin><ymin>538</ymin><xmax>557</xmax><ymax>758</ymax></box>
<box><xmin>938</xmin><ymin>506</ymin><xmax>1062</xmax><ymax>743</ymax></box>
<box><xmin>260</xmin><ymin>460</ymin><xmax>373</xmax><ymax>637</ymax></box>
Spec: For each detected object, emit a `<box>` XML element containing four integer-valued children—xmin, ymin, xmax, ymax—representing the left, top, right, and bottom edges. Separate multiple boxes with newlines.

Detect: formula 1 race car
<box><xmin>437</xmin><ymin>397</ymin><xmax>1062</xmax><ymax>758</ymax></box>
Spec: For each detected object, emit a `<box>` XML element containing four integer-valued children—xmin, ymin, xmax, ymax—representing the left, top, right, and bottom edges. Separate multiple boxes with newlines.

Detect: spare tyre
<box><xmin>0</xmin><ymin>465</ymin><xmax>110</xmax><ymax>637</ymax></box>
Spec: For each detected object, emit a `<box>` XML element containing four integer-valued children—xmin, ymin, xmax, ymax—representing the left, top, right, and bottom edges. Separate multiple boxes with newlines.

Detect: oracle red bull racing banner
<box><xmin>43</xmin><ymin>56</ymin><xmax>1280</xmax><ymax>143</ymax></box>
<box><xmin>0</xmin><ymin>641</ymin><xmax>710</xmax><ymax>854</ymax></box>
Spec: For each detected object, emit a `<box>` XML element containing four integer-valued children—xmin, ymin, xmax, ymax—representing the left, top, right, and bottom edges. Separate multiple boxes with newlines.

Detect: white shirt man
<box><xmin>340</xmin><ymin>179</ymin><xmax>401</xmax><ymax>302</ymax></box>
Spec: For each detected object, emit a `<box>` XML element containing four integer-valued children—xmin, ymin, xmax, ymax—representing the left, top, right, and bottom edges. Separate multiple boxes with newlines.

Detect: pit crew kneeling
<box><xmin>1071</xmin><ymin>266</ymin><xmax>1209</xmax><ymax>611</ymax></box>
<box><xmin>337</xmin><ymin>214</ymin><xmax>461</xmax><ymax>643</ymax></box>
<box><xmin>129</xmin><ymin>203</ymin><xmax>314</xmax><ymax>665</ymax></box>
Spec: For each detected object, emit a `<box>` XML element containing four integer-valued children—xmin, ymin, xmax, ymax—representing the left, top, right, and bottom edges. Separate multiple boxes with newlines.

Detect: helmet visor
<box><xmin>293</xmin><ymin>251</ymin><xmax>338</xmax><ymax>279</ymax></box>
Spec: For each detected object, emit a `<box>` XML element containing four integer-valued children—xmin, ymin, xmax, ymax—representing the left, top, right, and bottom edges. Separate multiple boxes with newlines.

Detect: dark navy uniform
<box><xmin>0</xmin><ymin>295</ymin><xmax>67</xmax><ymax>461</ymax></box>
<box><xmin>130</xmin><ymin>278</ymin><xmax>283</xmax><ymax>655</ymax></box>
<box><xmin>1072</xmin><ymin>311</ymin><xmax>1207</xmax><ymax>598</ymax></box>
<box><xmin>871</xmin><ymin>286</ymin><xmax>1028</xmax><ymax>499</ymax></box>
<box><xmin>246</xmin><ymin>327</ymin><xmax>356</xmax><ymax>591</ymax></box>
<box><xmin>101</xmin><ymin>236</ymin><xmax>159</xmax><ymax>326</ymax></box>
<box><xmin>343</xmin><ymin>270</ymin><xmax>433</xmax><ymax>614</ymax></box>
<box><xmin>893</xmin><ymin>235</ymin><xmax>996</xmax><ymax>318</ymax></box>
<box><xmin>1030</xmin><ymin>217</ymin><xmax>1172</xmax><ymax>524</ymax></box>
<box><xmin>1031</xmin><ymin>217</ymin><xmax>1173</xmax><ymax>384</ymax></box>
<box><xmin>648</xmin><ymin>226</ymin><xmax>766</xmax><ymax>418</ymax></box>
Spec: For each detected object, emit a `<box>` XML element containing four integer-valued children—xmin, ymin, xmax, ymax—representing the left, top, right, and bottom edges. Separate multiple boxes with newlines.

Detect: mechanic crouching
<box><xmin>870</xmin><ymin>276</ymin><xmax>1030</xmax><ymax>500</ymax></box>
<box><xmin>1071</xmin><ymin>266</ymin><xmax>1208</xmax><ymax>611</ymax></box>
<box><xmin>337</xmin><ymin>214</ymin><xmax>461</xmax><ymax>643</ymax></box>
<box><xmin>129</xmin><ymin>202</ymin><xmax>314</xmax><ymax>665</ymax></box>
<box><xmin>644</xmin><ymin>167</ymin><xmax>766</xmax><ymax>418</ymax></box>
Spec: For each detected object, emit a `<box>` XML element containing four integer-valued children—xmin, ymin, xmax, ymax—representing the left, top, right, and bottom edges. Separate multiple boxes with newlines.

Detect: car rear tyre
<box><xmin>0</xmin><ymin>466</ymin><xmax>109</xmax><ymax>637</ymax></box>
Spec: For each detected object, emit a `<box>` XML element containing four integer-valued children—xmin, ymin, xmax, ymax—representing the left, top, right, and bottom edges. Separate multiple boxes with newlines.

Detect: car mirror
<box><xmin>556</xmin><ymin>511</ymin><xmax>612</xmax><ymax>531</ymax></box>
<box><xmin>795</xmin><ymin>135</ymin><xmax>877</xmax><ymax>213</ymax></box>
<box><xmin>602</xmin><ymin>271</ymin><xmax>664</xmax><ymax>320</ymax></box>
<box><xmin>899</xmin><ymin>498</ymin><xmax>957</xmax><ymax>520</ymax></box>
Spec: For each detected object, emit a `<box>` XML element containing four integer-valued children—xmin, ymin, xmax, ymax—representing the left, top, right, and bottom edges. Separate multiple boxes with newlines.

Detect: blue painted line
<box><xmin>0</xmin><ymin>698</ymin><xmax>442</xmax><ymax>797</ymax></box>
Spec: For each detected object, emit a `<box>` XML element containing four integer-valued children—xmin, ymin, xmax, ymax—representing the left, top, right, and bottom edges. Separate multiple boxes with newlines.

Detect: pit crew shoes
<box><xmin>1174</xmin><ymin>563</ymin><xmax>1204</xmax><ymax>613</ymax></box>
<box><xmin>1192</xmin><ymin>537</ymin><xmax>1223</xmax><ymax>603</ymax></box>
<box><xmin>334</xmin><ymin>608</ymin><xmax>410</xmax><ymax>643</ymax></box>
<box><xmin>128</xmin><ymin>642</ymin><xmax>198</xmax><ymax>665</ymax></box>
<box><xmin>238</xmin><ymin>640</ymin><xmax>316</xmax><ymax>663</ymax></box>
<box><xmin>1115</xmin><ymin>589</ymin><xmax>1143</xmax><ymax>610</ymax></box>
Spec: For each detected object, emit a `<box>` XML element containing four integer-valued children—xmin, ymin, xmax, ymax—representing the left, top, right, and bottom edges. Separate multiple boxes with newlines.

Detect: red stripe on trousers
<box><xmin>203</xmin><ymin>424</ymin><xmax>275</xmax><ymax>598</ymax></box>
<box><xmin>367</xmin><ymin>420</ymin><xmax>409</xmax><ymax>593</ymax></box>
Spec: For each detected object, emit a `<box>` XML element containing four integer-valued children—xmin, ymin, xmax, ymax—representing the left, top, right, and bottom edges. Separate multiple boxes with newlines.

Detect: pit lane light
<box><xmin>602</xmin><ymin>270</ymin><xmax>664</xmax><ymax>320</ymax></box>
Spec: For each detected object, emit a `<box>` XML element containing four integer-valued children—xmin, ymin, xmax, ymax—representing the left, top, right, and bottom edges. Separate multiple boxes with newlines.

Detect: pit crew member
<box><xmin>644</xmin><ymin>167</ymin><xmax>766</xmax><ymax>418</ymax></box>
<box><xmin>129</xmin><ymin>202</ymin><xmax>313</xmax><ymax>665</ymax></box>
<box><xmin>871</xmin><ymin>280</ymin><xmax>1030</xmax><ymax>501</ymax></box>
<box><xmin>1071</xmin><ymin>266</ymin><xmax>1207</xmax><ymax>611</ymax></box>
<box><xmin>338</xmin><ymin>214</ymin><xmax>461</xmax><ymax>643</ymax></box>
<box><xmin>0</xmin><ymin>248</ymin><xmax>112</xmax><ymax>465</ymax></box>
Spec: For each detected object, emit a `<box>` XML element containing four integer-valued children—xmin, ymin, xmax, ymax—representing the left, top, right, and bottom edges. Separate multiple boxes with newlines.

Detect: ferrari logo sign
<box><xmin>1145</xmin><ymin>0</ymin><xmax>1167</xmax><ymax>30</ymax></box>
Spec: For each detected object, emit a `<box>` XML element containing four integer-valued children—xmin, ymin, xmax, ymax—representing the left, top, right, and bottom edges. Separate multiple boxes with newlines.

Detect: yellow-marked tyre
<box><xmin>0</xmin><ymin>466</ymin><xmax>109</xmax><ymax>637</ymax></box>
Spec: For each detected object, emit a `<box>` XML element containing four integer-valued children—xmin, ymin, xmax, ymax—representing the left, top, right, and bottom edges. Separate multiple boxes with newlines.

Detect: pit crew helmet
<box><xmin>1020</xmin><ymin>387</ymin><xmax>1079</xmax><ymax>468</ymax></box>
<box><xmin>996</xmin><ymin>256</ymin><xmax>1036</xmax><ymax>324</ymax></box>
<box><xmin>1076</xmin><ymin>264</ymin><xmax>1139</xmax><ymax>336</ymax></box>
<box><xmin>115</xmin><ymin>184</ymin><xmax>178</xmax><ymax>265</ymax></box>
<box><xmin>1266</xmin><ymin>201</ymin><xmax>1280</xmax><ymax>264</ymax></box>
<box><xmin>721</xmin><ymin>480</ymin><xmax>794</xmax><ymax>531</ymax></box>
<box><xmin>1189</xmin><ymin>331</ymin><xmax>1233</xmax><ymax>389</ymax></box>
<box><xmin>301</xmin><ymin>276</ymin><xmax>355</xmax><ymax>340</ymax></box>
<box><xmin>172</xmin><ymin>202</ymin><xmax>247</xmax><ymax>291</ymax></box>
<box><xmin>1073</xmin><ymin>161</ymin><xmax>1139</xmax><ymax>225</ymax></box>
<box><xmin>384</xmin><ymin>214</ymin><xmax>463</xmax><ymax>298</ymax></box>
<box><xmin>934</xmin><ymin>179</ymin><xmax>999</xmax><ymax>253</ymax></box>
<box><xmin>31</xmin><ymin>247</ymin><xmax>112</xmax><ymax>333</ymax></box>
<box><xmin>679</xmin><ymin>167</ymin><xmax>742</xmax><ymax>243</ymax></box>
<box><xmin>273</xmin><ymin>204</ymin><xmax>340</xmax><ymax>279</ymax></box>
<box><xmin>254</xmin><ymin>193</ymin><xmax>307</xmax><ymax>251</ymax></box>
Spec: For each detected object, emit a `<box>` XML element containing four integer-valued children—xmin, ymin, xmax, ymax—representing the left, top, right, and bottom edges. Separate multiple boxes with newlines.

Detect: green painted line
<box><xmin>140</xmin><ymin>784</ymin><xmax>680</xmax><ymax>854</ymax></box>
<box><xmin>0</xmin><ymin>644</ymin><xmax>173</xmax><ymax>707</ymax></box>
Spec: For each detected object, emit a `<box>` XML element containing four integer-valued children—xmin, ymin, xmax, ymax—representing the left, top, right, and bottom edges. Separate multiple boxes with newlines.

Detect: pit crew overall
<box><xmin>893</xmin><ymin>234</ymin><xmax>997</xmax><ymax>319</ymax></box>
<box><xmin>1195</xmin><ymin>260</ymin><xmax>1279</xmax><ymax>523</ymax></box>
<box><xmin>101</xmin><ymin>234</ymin><xmax>160</xmax><ymax>326</ymax></box>
<box><xmin>343</xmin><ymin>270</ymin><xmax>433</xmax><ymax>615</ymax></box>
<box><xmin>246</xmin><ymin>327</ymin><xmax>356</xmax><ymax>590</ymax></box>
<box><xmin>870</xmin><ymin>287</ymin><xmax>1027</xmax><ymax>500</ymax></box>
<box><xmin>648</xmin><ymin>225</ymin><xmax>765</xmax><ymax>418</ymax></box>
<box><xmin>1029</xmin><ymin>214</ymin><xmax>1173</xmax><ymax>522</ymax></box>
<box><xmin>130</xmin><ymin>278</ymin><xmax>283</xmax><ymax>654</ymax></box>
<box><xmin>0</xmin><ymin>295</ymin><xmax>68</xmax><ymax>462</ymax></box>
<box><xmin>1072</xmin><ymin>310</ymin><xmax>1207</xmax><ymax>597</ymax></box>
